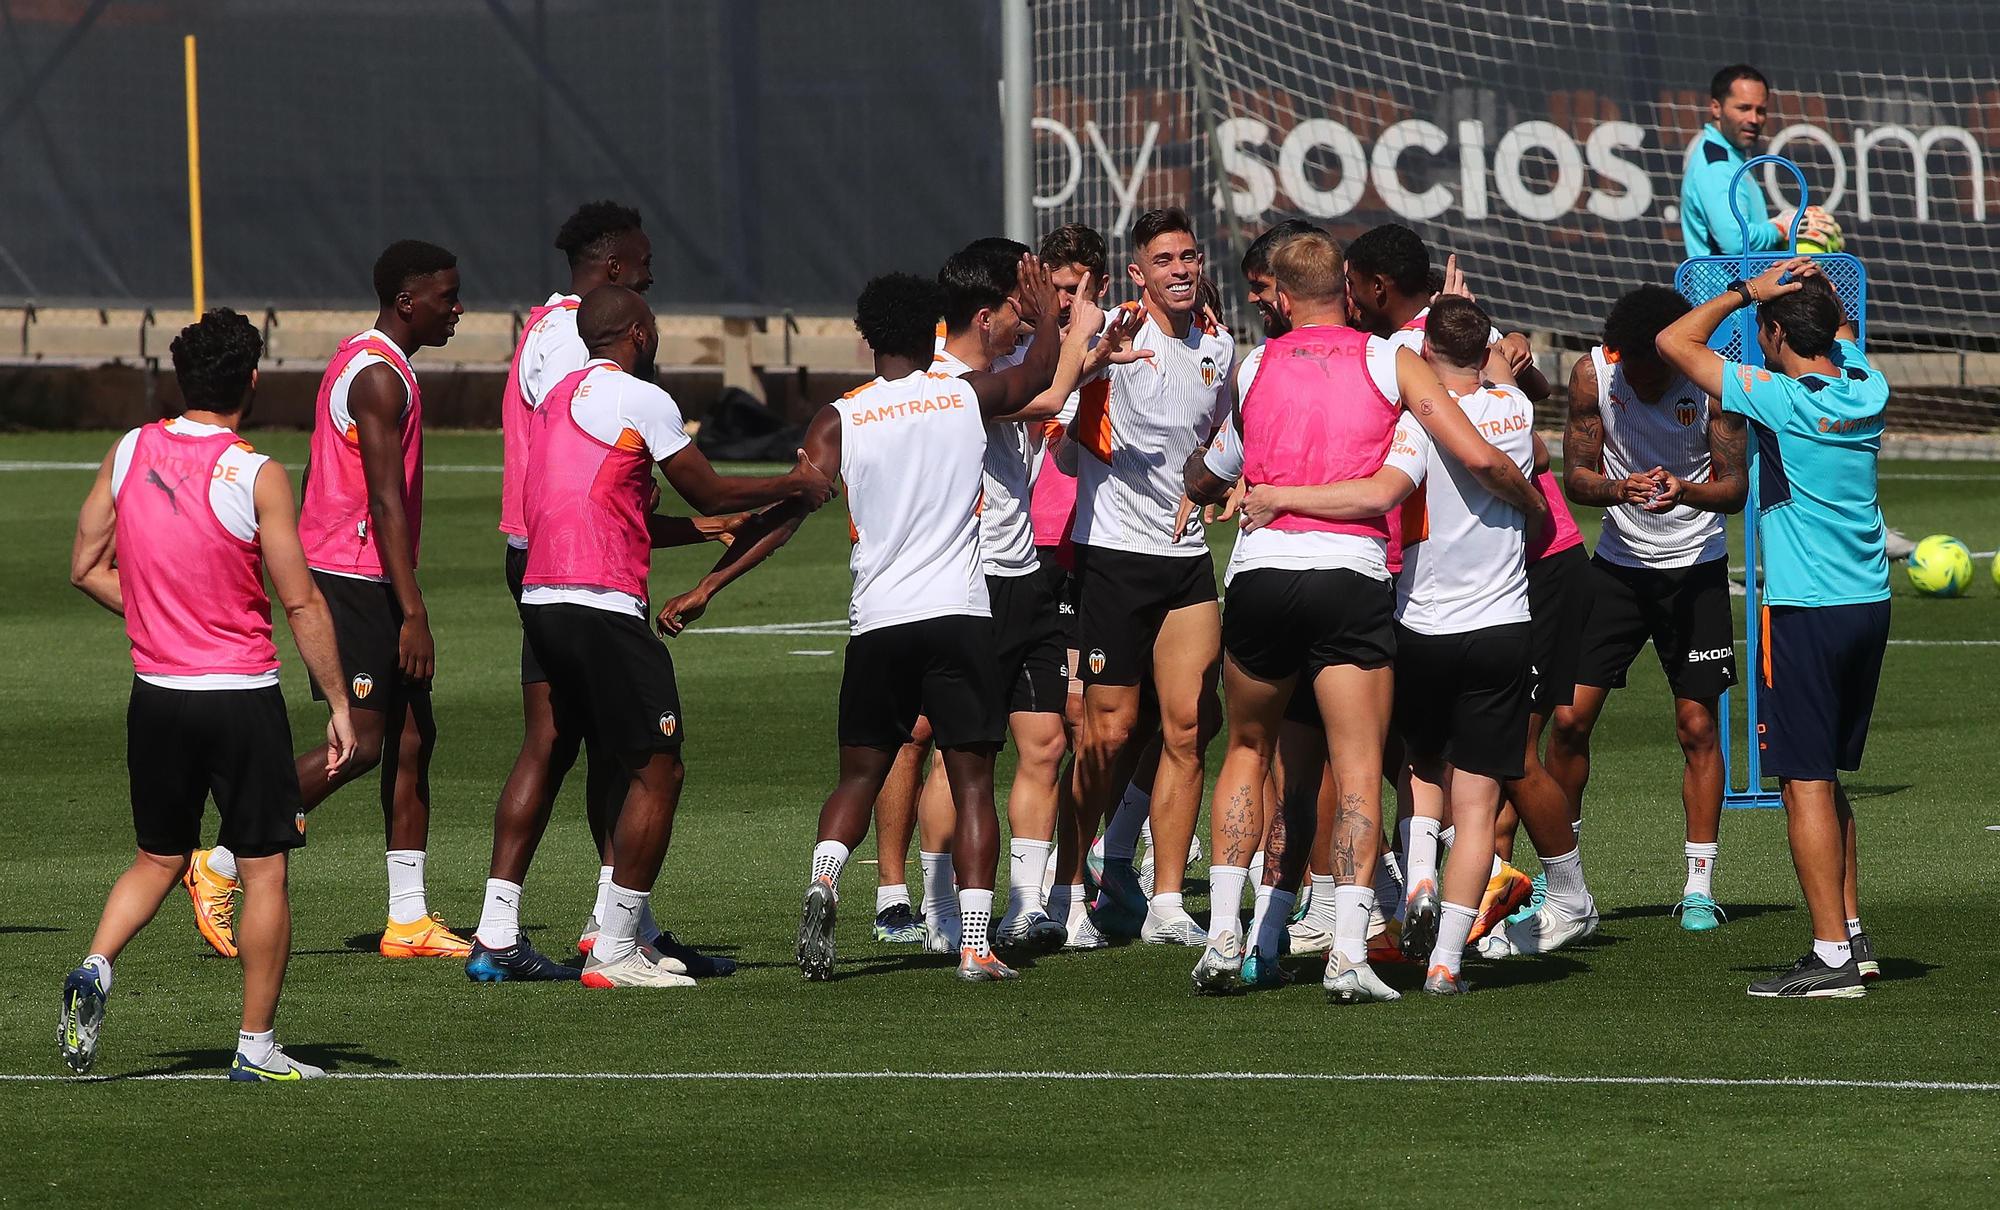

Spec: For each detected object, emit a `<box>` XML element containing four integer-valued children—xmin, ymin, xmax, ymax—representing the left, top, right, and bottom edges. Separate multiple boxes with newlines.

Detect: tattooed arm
<box><xmin>1563</xmin><ymin>353</ymin><xmax>1659</xmax><ymax>509</ymax></box>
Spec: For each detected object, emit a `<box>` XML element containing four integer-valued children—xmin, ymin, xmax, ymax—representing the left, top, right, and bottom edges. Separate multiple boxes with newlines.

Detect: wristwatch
<box><xmin>1727</xmin><ymin>279</ymin><xmax>1755</xmax><ymax>307</ymax></box>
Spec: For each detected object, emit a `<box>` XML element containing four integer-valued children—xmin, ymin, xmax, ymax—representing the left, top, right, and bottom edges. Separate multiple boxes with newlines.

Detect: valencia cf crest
<box><xmin>1674</xmin><ymin>398</ymin><xmax>1698</xmax><ymax>427</ymax></box>
<box><xmin>1087</xmin><ymin>649</ymin><xmax>1107</xmax><ymax>676</ymax></box>
<box><xmin>350</xmin><ymin>673</ymin><xmax>374</xmax><ymax>700</ymax></box>
<box><xmin>658</xmin><ymin>711</ymin><xmax>679</xmax><ymax>737</ymax></box>
<box><xmin>1200</xmin><ymin>356</ymin><xmax>1218</xmax><ymax>387</ymax></box>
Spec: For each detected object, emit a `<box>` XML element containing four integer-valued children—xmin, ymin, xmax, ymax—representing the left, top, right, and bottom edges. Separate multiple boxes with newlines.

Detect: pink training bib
<box><xmin>522</xmin><ymin>365</ymin><xmax>654</xmax><ymax>599</ymax></box>
<box><xmin>1240</xmin><ymin>324</ymin><xmax>1397</xmax><ymax>539</ymax></box>
<box><xmin>300</xmin><ymin>333</ymin><xmax>423</xmax><ymax>576</ymax></box>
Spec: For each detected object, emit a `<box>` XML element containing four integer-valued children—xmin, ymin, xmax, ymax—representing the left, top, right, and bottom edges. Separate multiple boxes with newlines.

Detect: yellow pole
<box><xmin>183</xmin><ymin>34</ymin><xmax>205</xmax><ymax>315</ymax></box>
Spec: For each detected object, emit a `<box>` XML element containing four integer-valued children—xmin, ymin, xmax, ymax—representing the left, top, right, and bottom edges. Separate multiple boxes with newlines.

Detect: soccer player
<box><xmin>62</xmin><ymin>309</ymin><xmax>356</xmax><ymax>1079</ymax></box>
<box><xmin>519</xmin><ymin>285</ymin><xmax>831</xmax><ymax>988</ymax></box>
<box><xmin>1657</xmin><ymin>258</ymin><xmax>1888</xmax><ymax>998</ymax></box>
<box><xmin>187</xmin><ymin>241</ymin><xmax>467</xmax><ymax>961</ymax></box>
<box><xmin>1680</xmin><ymin>65</ymin><xmax>1835</xmax><ymax>258</ymax></box>
<box><xmin>1066</xmin><ymin>207</ymin><xmax>1233</xmax><ymax>945</ymax></box>
<box><xmin>1238</xmin><ymin>296</ymin><xmax>1545</xmax><ymax>995</ymax></box>
<box><xmin>1548</xmin><ymin>285</ymin><xmax>1748</xmax><ymax>930</ymax></box>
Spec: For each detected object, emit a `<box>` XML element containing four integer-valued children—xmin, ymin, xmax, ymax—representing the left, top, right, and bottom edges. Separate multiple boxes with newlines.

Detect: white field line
<box><xmin>3</xmin><ymin>1069</ymin><xmax>1999</xmax><ymax>1091</ymax></box>
<box><xmin>686</xmin><ymin>620</ymin><xmax>847</xmax><ymax>636</ymax></box>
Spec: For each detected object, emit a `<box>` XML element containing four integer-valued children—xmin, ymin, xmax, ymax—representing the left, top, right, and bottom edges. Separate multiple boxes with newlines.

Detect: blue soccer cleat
<box><xmin>872</xmin><ymin>902</ymin><xmax>925</xmax><ymax>944</ymax></box>
<box><xmin>1674</xmin><ymin>893</ymin><xmax>1727</xmax><ymax>932</ymax></box>
<box><xmin>1091</xmin><ymin>862</ymin><xmax>1148</xmax><ymax>938</ymax></box>
<box><xmin>58</xmin><ymin>965</ymin><xmax>107</xmax><ymax>1075</ymax></box>
<box><xmin>466</xmin><ymin>934</ymin><xmax>581</xmax><ymax>982</ymax></box>
<box><xmin>1507</xmin><ymin>872</ymin><xmax>1547</xmax><ymax>927</ymax></box>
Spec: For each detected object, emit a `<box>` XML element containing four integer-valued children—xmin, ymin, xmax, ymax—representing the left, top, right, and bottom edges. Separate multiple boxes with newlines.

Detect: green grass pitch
<box><xmin>1</xmin><ymin>430</ymin><xmax>1996</xmax><ymax>1205</ymax></box>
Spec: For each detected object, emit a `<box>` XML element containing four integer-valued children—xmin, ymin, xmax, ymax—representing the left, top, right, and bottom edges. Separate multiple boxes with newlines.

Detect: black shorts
<box><xmin>1526</xmin><ymin>545</ymin><xmax>1589</xmax><ymax>715</ymax></box>
<box><xmin>1759</xmin><ymin>601</ymin><xmax>1889</xmax><ymax>782</ymax></box>
<box><xmin>1575</xmin><ymin>555</ymin><xmax>1737</xmax><ymax>700</ymax></box>
<box><xmin>522</xmin><ymin>603</ymin><xmax>684</xmax><ymax>768</ymax></box>
<box><xmin>1074</xmin><ymin>545</ymin><xmax>1218</xmax><ymax>687</ymax></box>
<box><xmin>504</xmin><ymin>543</ymin><xmax>546</xmax><ymax>686</ymax></box>
<box><xmin>1035</xmin><ymin>547</ymin><xmax>1079</xmax><ymax>654</ymax></box>
<box><xmin>128</xmin><ymin>680</ymin><xmax>305</xmax><ymax>859</ymax></box>
<box><xmin>988</xmin><ymin>573</ymin><xmax>1067</xmax><ymax>715</ymax></box>
<box><xmin>839</xmin><ymin>615</ymin><xmax>1004</xmax><ymax>751</ymax></box>
<box><xmin>1393</xmin><ymin>622</ymin><xmax>1532</xmax><ymax>781</ymax></box>
<box><xmin>1223</xmin><ymin>567</ymin><xmax>1396</xmax><ymax>682</ymax></box>
<box><xmin>309</xmin><ymin>571</ymin><xmax>431</xmax><ymax>711</ymax></box>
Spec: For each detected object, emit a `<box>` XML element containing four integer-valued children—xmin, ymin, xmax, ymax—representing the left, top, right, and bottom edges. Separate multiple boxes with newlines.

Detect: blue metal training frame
<box><xmin>1672</xmin><ymin>155</ymin><xmax>1869</xmax><ymax>810</ymax></box>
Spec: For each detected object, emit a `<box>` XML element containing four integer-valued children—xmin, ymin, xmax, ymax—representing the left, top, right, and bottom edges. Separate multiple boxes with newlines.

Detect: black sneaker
<box><xmin>465</xmin><ymin>934</ymin><xmax>582</xmax><ymax>982</ymax></box>
<box><xmin>1850</xmin><ymin>931</ymin><xmax>1880</xmax><ymax>980</ymax></box>
<box><xmin>872</xmin><ymin>902</ymin><xmax>925</xmax><ymax>943</ymax></box>
<box><xmin>649</xmin><ymin>930</ymin><xmax>737</xmax><ymax>977</ymax></box>
<box><xmin>1746</xmin><ymin>953</ymin><xmax>1866</xmax><ymax>999</ymax></box>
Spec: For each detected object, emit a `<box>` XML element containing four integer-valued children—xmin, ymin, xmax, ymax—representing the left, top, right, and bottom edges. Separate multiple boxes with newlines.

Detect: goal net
<box><xmin>1030</xmin><ymin>0</ymin><xmax>2000</xmax><ymax>455</ymax></box>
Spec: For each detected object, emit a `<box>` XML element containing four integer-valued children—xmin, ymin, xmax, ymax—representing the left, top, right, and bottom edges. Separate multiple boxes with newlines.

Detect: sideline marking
<box><xmin>4</xmin><ymin>1069</ymin><xmax>1999</xmax><ymax>1090</ymax></box>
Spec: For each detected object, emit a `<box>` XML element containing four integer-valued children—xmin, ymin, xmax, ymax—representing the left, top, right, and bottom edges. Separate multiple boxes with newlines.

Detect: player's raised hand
<box><xmin>1439</xmin><ymin>254</ymin><xmax>1474</xmax><ymax>302</ymax></box>
<box><xmin>790</xmin><ymin>448</ymin><xmax>835</xmax><ymax>509</ymax></box>
<box><xmin>1205</xmin><ymin>477</ymin><xmax>1246</xmax><ymax>525</ymax></box>
<box><xmin>325</xmin><ymin>708</ymin><xmax>358</xmax><ymax>777</ymax></box>
<box><xmin>1014</xmin><ymin>253</ymin><xmax>1058</xmax><ymax>328</ymax></box>
<box><xmin>1084</xmin><ymin>302</ymin><xmax>1154</xmax><ymax>375</ymax></box>
<box><xmin>656</xmin><ymin>587</ymin><xmax>710</xmax><ymax>637</ymax></box>
<box><xmin>1748</xmin><ymin>257</ymin><xmax>1813</xmax><ymax>302</ymax></box>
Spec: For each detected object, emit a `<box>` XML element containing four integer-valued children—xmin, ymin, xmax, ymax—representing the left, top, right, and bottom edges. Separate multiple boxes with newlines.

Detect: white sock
<box><xmin>237</xmin><ymin>1027</ymin><xmax>276</xmax><ymax>1066</ymax></box>
<box><xmin>595</xmin><ymin>883</ymin><xmax>648</xmax><ymax>964</ymax></box>
<box><xmin>1305</xmin><ymin>873</ymin><xmax>1338</xmax><ymax>930</ymax></box>
<box><xmin>1684</xmin><ymin>842</ymin><xmax>1718</xmax><ymax>898</ymax></box>
<box><xmin>920</xmin><ymin>851</ymin><xmax>957</xmax><ymax>921</ymax></box>
<box><xmin>1207</xmin><ymin>865</ymin><xmax>1248</xmax><ymax>942</ymax></box>
<box><xmin>84</xmin><ymin>953</ymin><xmax>113</xmax><ymax>994</ymax></box>
<box><xmin>1007</xmin><ymin>839</ymin><xmax>1053</xmax><ymax>918</ymax></box>
<box><xmin>1431</xmin><ymin>901</ymin><xmax>1478</xmax><ymax>976</ymax></box>
<box><xmin>1246</xmin><ymin>883</ymin><xmax>1275</xmax><ymax>950</ymax></box>
<box><xmin>1845</xmin><ymin>917</ymin><xmax>1863</xmax><ymax>938</ymax></box>
<box><xmin>1047</xmin><ymin>882</ymin><xmax>1083</xmax><ymax>923</ymax></box>
<box><xmin>876</xmin><ymin>883</ymin><xmax>910</xmax><ymax>915</ymax></box>
<box><xmin>1814</xmin><ymin>937</ymin><xmax>1854</xmax><ymax>968</ymax></box>
<box><xmin>1104</xmin><ymin>786</ymin><xmax>1149</xmax><ymax>861</ymax></box>
<box><xmin>811</xmin><ymin>840</ymin><xmax>850</xmax><ymax>893</ymax></box>
<box><xmin>386</xmin><ymin>850</ymin><xmax>428</xmax><ymax>925</ymax></box>
<box><xmin>1439</xmin><ymin>825</ymin><xmax>1456</xmax><ymax>861</ymax></box>
<box><xmin>591</xmin><ymin>865</ymin><xmax>615</xmax><ymax>925</ymax></box>
<box><xmin>1374</xmin><ymin>850</ymin><xmax>1405</xmax><ymax>908</ymax></box>
<box><xmin>1255</xmin><ymin>889</ymin><xmax>1295</xmax><ymax>956</ymax></box>
<box><xmin>1332</xmin><ymin>885</ymin><xmax>1374</xmax><ymax>964</ymax></box>
<box><xmin>1489</xmin><ymin>853</ymin><xmax>1503</xmax><ymax>879</ymax></box>
<box><xmin>637</xmin><ymin>897</ymin><xmax>663</xmax><ymax>946</ymax></box>
<box><xmin>476</xmin><ymin>878</ymin><xmax>523</xmax><ymax>949</ymax></box>
<box><xmin>1405</xmin><ymin>817</ymin><xmax>1442</xmax><ymax>893</ymax></box>
<box><xmin>1150</xmin><ymin>890</ymin><xmax>1185</xmax><ymax>920</ymax></box>
<box><xmin>959</xmin><ymin>888</ymin><xmax>995</xmax><ymax>957</ymax></box>
<box><xmin>1246</xmin><ymin>851</ymin><xmax>1265</xmax><ymax>903</ymax></box>
<box><xmin>206</xmin><ymin>845</ymin><xmax>239</xmax><ymax>881</ymax></box>
<box><xmin>1540</xmin><ymin>848</ymin><xmax>1592</xmax><ymax>917</ymax></box>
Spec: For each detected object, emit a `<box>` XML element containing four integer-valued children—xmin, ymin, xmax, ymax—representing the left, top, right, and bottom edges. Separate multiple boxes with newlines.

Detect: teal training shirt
<box><xmin>1681</xmin><ymin>125</ymin><xmax>1785</xmax><ymax>258</ymax></box>
<box><xmin>1721</xmin><ymin>339</ymin><xmax>1890</xmax><ymax>607</ymax></box>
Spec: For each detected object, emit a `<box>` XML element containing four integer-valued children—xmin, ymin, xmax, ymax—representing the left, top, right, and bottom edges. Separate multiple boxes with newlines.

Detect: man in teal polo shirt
<box><xmin>1681</xmin><ymin>65</ymin><xmax>1836</xmax><ymax>258</ymax></box>
<box><xmin>1656</xmin><ymin>256</ymin><xmax>1890</xmax><ymax>1000</ymax></box>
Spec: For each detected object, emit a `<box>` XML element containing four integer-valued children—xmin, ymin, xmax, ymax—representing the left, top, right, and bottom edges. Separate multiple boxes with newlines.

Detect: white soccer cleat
<box><xmin>1141</xmin><ymin>904</ymin><xmax>1206</xmax><ymax>947</ymax></box>
<box><xmin>1477</xmin><ymin>902</ymin><xmax>1600</xmax><ymax>959</ymax></box>
<box><xmin>1286</xmin><ymin>920</ymin><xmax>1337</xmax><ymax>957</ymax></box>
<box><xmin>924</xmin><ymin>912</ymin><xmax>963</xmax><ymax>955</ymax></box>
<box><xmin>1061</xmin><ymin>910</ymin><xmax>1109</xmax><ymax>951</ymax></box>
<box><xmin>1191</xmin><ymin>932</ymin><xmax>1244</xmax><ymax>994</ymax></box>
<box><xmin>581</xmin><ymin>946</ymin><xmax>697</xmax><ymax>988</ymax></box>
<box><xmin>228</xmin><ymin>1045</ymin><xmax>327</xmax><ymax>1082</ymax></box>
<box><xmin>1322</xmin><ymin>953</ymin><xmax>1402</xmax><ymax>1004</ymax></box>
<box><xmin>1136</xmin><ymin>835</ymin><xmax>1205</xmax><ymax>899</ymax></box>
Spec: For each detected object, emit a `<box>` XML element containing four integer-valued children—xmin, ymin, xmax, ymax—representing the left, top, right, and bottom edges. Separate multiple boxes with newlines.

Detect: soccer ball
<box><xmin>1906</xmin><ymin>534</ymin><xmax>1973</xmax><ymax>597</ymax></box>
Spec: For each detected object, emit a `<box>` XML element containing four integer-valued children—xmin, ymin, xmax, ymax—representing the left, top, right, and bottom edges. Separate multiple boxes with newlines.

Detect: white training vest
<box><xmin>935</xmin><ymin>343</ymin><xmax>1040</xmax><ymax>579</ymax></box>
<box><xmin>1590</xmin><ymin>345</ymin><xmax>1727</xmax><ymax>570</ymax></box>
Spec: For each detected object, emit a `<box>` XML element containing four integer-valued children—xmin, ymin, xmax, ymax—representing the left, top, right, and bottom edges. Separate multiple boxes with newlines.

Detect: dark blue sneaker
<box><xmin>465</xmin><ymin>934</ymin><xmax>581</xmax><ymax>982</ymax></box>
<box><xmin>58</xmin><ymin>965</ymin><xmax>106</xmax><ymax>1074</ymax></box>
<box><xmin>649</xmin><ymin>930</ymin><xmax>737</xmax><ymax>978</ymax></box>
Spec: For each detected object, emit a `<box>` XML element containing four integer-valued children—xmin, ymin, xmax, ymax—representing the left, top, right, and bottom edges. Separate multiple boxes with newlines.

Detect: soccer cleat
<box><xmin>996</xmin><ymin>910</ymin><xmax>1065</xmax><ymax>953</ymax></box>
<box><xmin>1083</xmin><ymin>843</ymin><xmax>1108</xmax><ymax>898</ymax></box>
<box><xmin>1092</xmin><ymin>862</ymin><xmax>1148</xmax><ymax>937</ymax></box>
<box><xmin>956</xmin><ymin>947</ymin><xmax>1020</xmax><ymax>982</ymax></box>
<box><xmin>796</xmin><ymin>877</ymin><xmax>838</xmax><ymax>981</ymax></box>
<box><xmin>1477</xmin><ymin>901</ymin><xmax>1599</xmax><ymax>958</ymax></box>
<box><xmin>871</xmin><ymin>902</ymin><xmax>924</xmax><ymax>944</ymax></box>
<box><xmin>183</xmin><ymin>849</ymin><xmax>239</xmax><ymax>959</ymax></box>
<box><xmin>646</xmin><ymin>931</ymin><xmax>737</xmax><ymax>978</ymax></box>
<box><xmin>1240</xmin><ymin>946</ymin><xmax>1292</xmax><ymax>990</ymax></box>
<box><xmin>1851</xmin><ymin>931</ymin><xmax>1880</xmax><ymax>980</ymax></box>
<box><xmin>58</xmin><ymin>965</ymin><xmax>107</xmax><ymax>1075</ymax></box>
<box><xmin>465</xmin><ymin>935</ymin><xmax>581</xmax><ymax>982</ymax></box>
<box><xmin>1368</xmin><ymin>916</ymin><xmax>1408</xmax><ymax>965</ymax></box>
<box><xmin>1400</xmin><ymin>880</ymin><xmax>1440</xmax><ymax>962</ymax></box>
<box><xmin>1422</xmin><ymin>965</ymin><xmax>1471</xmax><ymax>996</ymax></box>
<box><xmin>1468</xmin><ymin>862</ymin><xmax>1535</xmax><ymax>944</ymax></box>
<box><xmin>1286</xmin><ymin>920</ymin><xmax>1337</xmax><ymax>957</ymax></box>
<box><xmin>1674</xmin><ymin>893</ymin><xmax>1727</xmax><ymax>932</ymax></box>
<box><xmin>1137</xmin><ymin>834</ymin><xmax>1203</xmax><ymax>897</ymax></box>
<box><xmin>1061</xmin><ymin>911</ymin><xmax>1109</xmax><ymax>951</ymax></box>
<box><xmin>1191</xmin><ymin>932</ymin><xmax>1244</xmax><ymax>994</ymax></box>
<box><xmin>379</xmin><ymin>915</ymin><xmax>473</xmax><ymax>959</ymax></box>
<box><xmin>582</xmin><ymin>945</ymin><xmax>697</xmax><ymax>989</ymax></box>
<box><xmin>228</xmin><ymin>1046</ymin><xmax>326</xmax><ymax>1082</ymax></box>
<box><xmin>1323</xmin><ymin>953</ymin><xmax>1402</xmax><ymax>1004</ymax></box>
<box><xmin>923</xmin><ymin>911</ymin><xmax>963</xmax><ymax>955</ymax></box>
<box><xmin>1746</xmin><ymin>953</ymin><xmax>1866</xmax><ymax>999</ymax></box>
<box><xmin>1507</xmin><ymin>872</ymin><xmax>1548</xmax><ymax>927</ymax></box>
<box><xmin>577</xmin><ymin>913</ymin><xmax>600</xmax><ymax>956</ymax></box>
<box><xmin>1140</xmin><ymin>904</ymin><xmax>1206</xmax><ymax>946</ymax></box>
<box><xmin>1289</xmin><ymin>887</ymin><xmax>1311</xmax><ymax>926</ymax></box>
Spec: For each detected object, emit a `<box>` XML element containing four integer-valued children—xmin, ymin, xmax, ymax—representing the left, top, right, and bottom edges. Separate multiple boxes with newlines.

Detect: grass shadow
<box><xmin>1601</xmin><ymin>902</ymin><xmax>1794</xmax><ymax>924</ymax></box>
<box><xmin>117</xmin><ymin>1041</ymin><xmax>397</xmax><ymax>1079</ymax></box>
<box><xmin>0</xmin><ymin>924</ymin><xmax>64</xmax><ymax>936</ymax></box>
<box><xmin>1844</xmin><ymin>783</ymin><xmax>1914</xmax><ymax>801</ymax></box>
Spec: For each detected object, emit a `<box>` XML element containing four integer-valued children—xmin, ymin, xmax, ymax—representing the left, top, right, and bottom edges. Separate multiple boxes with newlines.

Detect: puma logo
<box><xmin>146</xmin><ymin>467</ymin><xmax>190</xmax><ymax>514</ymax></box>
